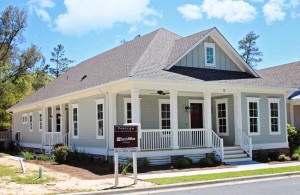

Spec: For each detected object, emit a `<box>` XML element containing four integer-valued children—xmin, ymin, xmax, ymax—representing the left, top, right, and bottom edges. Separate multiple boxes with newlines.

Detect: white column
<box><xmin>204</xmin><ymin>92</ymin><xmax>212</xmax><ymax>147</ymax></box>
<box><xmin>42</xmin><ymin>107</ymin><xmax>47</xmax><ymax>146</ymax></box>
<box><xmin>51</xmin><ymin>106</ymin><xmax>56</xmax><ymax>145</ymax></box>
<box><xmin>290</xmin><ymin>104</ymin><xmax>295</xmax><ymax>126</ymax></box>
<box><xmin>170</xmin><ymin>90</ymin><xmax>179</xmax><ymax>149</ymax></box>
<box><xmin>234</xmin><ymin>93</ymin><xmax>243</xmax><ymax>146</ymax></box>
<box><xmin>60</xmin><ymin>104</ymin><xmax>66</xmax><ymax>143</ymax></box>
<box><xmin>131</xmin><ymin>89</ymin><xmax>140</xmax><ymax>124</ymax></box>
<box><xmin>109</xmin><ymin>93</ymin><xmax>117</xmax><ymax>150</ymax></box>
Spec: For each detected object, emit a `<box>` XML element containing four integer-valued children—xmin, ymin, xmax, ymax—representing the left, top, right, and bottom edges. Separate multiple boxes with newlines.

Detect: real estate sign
<box><xmin>114</xmin><ymin>125</ymin><xmax>138</xmax><ymax>148</ymax></box>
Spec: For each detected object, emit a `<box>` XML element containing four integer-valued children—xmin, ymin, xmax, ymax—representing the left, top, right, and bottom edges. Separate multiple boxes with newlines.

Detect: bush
<box><xmin>175</xmin><ymin>157</ymin><xmax>192</xmax><ymax>168</ymax></box>
<box><xmin>21</xmin><ymin>151</ymin><xmax>35</xmax><ymax>160</ymax></box>
<box><xmin>293</xmin><ymin>148</ymin><xmax>300</xmax><ymax>155</ymax></box>
<box><xmin>267</xmin><ymin>151</ymin><xmax>279</xmax><ymax>161</ymax></box>
<box><xmin>52</xmin><ymin>145</ymin><xmax>68</xmax><ymax>164</ymax></box>
<box><xmin>141</xmin><ymin>157</ymin><xmax>150</xmax><ymax>168</ymax></box>
<box><xmin>199</xmin><ymin>156</ymin><xmax>215</xmax><ymax>167</ymax></box>
<box><xmin>292</xmin><ymin>153</ymin><xmax>300</xmax><ymax>161</ymax></box>
<box><xmin>278</xmin><ymin>154</ymin><xmax>288</xmax><ymax>161</ymax></box>
<box><xmin>0</xmin><ymin>141</ymin><xmax>5</xmax><ymax>151</ymax></box>
<box><xmin>40</xmin><ymin>153</ymin><xmax>50</xmax><ymax>161</ymax></box>
<box><xmin>288</xmin><ymin>124</ymin><xmax>300</xmax><ymax>153</ymax></box>
<box><xmin>7</xmin><ymin>141</ymin><xmax>15</xmax><ymax>151</ymax></box>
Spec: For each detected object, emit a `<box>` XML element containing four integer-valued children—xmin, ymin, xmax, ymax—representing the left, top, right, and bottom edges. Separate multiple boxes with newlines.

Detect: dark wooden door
<box><xmin>190</xmin><ymin>103</ymin><xmax>203</xmax><ymax>128</ymax></box>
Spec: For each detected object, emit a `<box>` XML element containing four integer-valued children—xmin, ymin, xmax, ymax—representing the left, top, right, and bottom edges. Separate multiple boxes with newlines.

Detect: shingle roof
<box><xmin>9</xmin><ymin>28</ymin><xmax>297</xmax><ymax>110</ymax></box>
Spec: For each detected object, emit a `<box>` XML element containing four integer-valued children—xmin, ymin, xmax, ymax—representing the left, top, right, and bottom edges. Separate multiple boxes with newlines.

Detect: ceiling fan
<box><xmin>150</xmin><ymin>90</ymin><xmax>170</xmax><ymax>95</ymax></box>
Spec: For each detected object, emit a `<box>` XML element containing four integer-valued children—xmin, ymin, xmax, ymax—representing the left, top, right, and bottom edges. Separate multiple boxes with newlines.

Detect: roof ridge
<box><xmin>259</xmin><ymin>60</ymin><xmax>300</xmax><ymax>71</ymax></box>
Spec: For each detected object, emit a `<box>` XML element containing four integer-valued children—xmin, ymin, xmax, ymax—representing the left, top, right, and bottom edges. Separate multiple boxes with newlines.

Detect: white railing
<box><xmin>241</xmin><ymin>132</ymin><xmax>252</xmax><ymax>158</ymax></box>
<box><xmin>44</xmin><ymin>132</ymin><xmax>62</xmax><ymax>146</ymax></box>
<box><xmin>178</xmin><ymin>129</ymin><xmax>207</xmax><ymax>148</ymax></box>
<box><xmin>62</xmin><ymin>133</ymin><xmax>69</xmax><ymax>146</ymax></box>
<box><xmin>211</xmin><ymin>130</ymin><xmax>224</xmax><ymax>162</ymax></box>
<box><xmin>141</xmin><ymin>129</ymin><xmax>171</xmax><ymax>150</ymax></box>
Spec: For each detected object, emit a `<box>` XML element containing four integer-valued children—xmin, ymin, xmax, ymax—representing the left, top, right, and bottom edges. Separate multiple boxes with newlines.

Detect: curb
<box><xmin>67</xmin><ymin>171</ymin><xmax>300</xmax><ymax>195</ymax></box>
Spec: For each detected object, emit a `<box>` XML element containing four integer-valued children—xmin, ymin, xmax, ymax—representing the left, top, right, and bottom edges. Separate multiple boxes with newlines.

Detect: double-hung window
<box><xmin>159</xmin><ymin>99</ymin><xmax>171</xmax><ymax>129</ymax></box>
<box><xmin>124</xmin><ymin>98</ymin><xmax>132</xmax><ymax>123</ymax></box>
<box><xmin>38</xmin><ymin>111</ymin><xmax>42</xmax><ymax>132</ymax></box>
<box><xmin>22</xmin><ymin>113</ymin><xmax>28</xmax><ymax>124</ymax></box>
<box><xmin>247</xmin><ymin>97</ymin><xmax>260</xmax><ymax>135</ymax></box>
<box><xmin>204</xmin><ymin>42</ymin><xmax>216</xmax><ymax>67</ymax></box>
<box><xmin>95</xmin><ymin>99</ymin><xmax>105</xmax><ymax>139</ymax></box>
<box><xmin>72</xmin><ymin>104</ymin><xmax>79</xmax><ymax>138</ymax></box>
<box><xmin>215</xmin><ymin>98</ymin><xmax>229</xmax><ymax>136</ymax></box>
<box><xmin>29</xmin><ymin>112</ymin><xmax>33</xmax><ymax>132</ymax></box>
<box><xmin>268</xmin><ymin>98</ymin><xmax>280</xmax><ymax>135</ymax></box>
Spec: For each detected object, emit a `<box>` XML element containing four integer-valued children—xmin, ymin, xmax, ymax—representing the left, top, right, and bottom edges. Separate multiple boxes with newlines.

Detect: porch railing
<box><xmin>241</xmin><ymin>132</ymin><xmax>252</xmax><ymax>158</ymax></box>
<box><xmin>62</xmin><ymin>132</ymin><xmax>69</xmax><ymax>146</ymax></box>
<box><xmin>141</xmin><ymin>129</ymin><xmax>171</xmax><ymax>150</ymax></box>
<box><xmin>178</xmin><ymin>129</ymin><xmax>207</xmax><ymax>148</ymax></box>
<box><xmin>44</xmin><ymin>132</ymin><xmax>62</xmax><ymax>146</ymax></box>
<box><xmin>211</xmin><ymin>130</ymin><xmax>224</xmax><ymax>162</ymax></box>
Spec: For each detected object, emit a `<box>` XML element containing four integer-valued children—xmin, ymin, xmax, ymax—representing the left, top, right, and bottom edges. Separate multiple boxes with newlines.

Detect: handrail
<box><xmin>62</xmin><ymin>133</ymin><xmax>69</xmax><ymax>146</ymax></box>
<box><xmin>210</xmin><ymin>130</ymin><xmax>224</xmax><ymax>162</ymax></box>
<box><xmin>241</xmin><ymin>132</ymin><xmax>252</xmax><ymax>158</ymax></box>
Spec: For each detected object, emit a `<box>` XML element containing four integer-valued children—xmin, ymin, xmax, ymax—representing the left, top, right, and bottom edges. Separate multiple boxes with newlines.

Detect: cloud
<box><xmin>53</xmin><ymin>0</ymin><xmax>161</xmax><ymax>36</ymax></box>
<box><xmin>177</xmin><ymin>4</ymin><xmax>203</xmax><ymax>20</ymax></box>
<box><xmin>263</xmin><ymin>0</ymin><xmax>287</xmax><ymax>24</ymax></box>
<box><xmin>178</xmin><ymin>0</ymin><xmax>257</xmax><ymax>23</ymax></box>
<box><xmin>28</xmin><ymin>0</ymin><xmax>54</xmax><ymax>23</ymax></box>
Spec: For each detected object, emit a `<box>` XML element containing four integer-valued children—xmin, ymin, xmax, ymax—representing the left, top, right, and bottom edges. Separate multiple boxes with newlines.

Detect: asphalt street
<box><xmin>131</xmin><ymin>175</ymin><xmax>300</xmax><ymax>195</ymax></box>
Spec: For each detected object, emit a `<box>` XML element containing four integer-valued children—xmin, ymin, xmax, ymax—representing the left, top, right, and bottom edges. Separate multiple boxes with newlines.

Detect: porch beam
<box><xmin>170</xmin><ymin>90</ymin><xmax>179</xmax><ymax>149</ymax></box>
<box><xmin>234</xmin><ymin>92</ymin><xmax>242</xmax><ymax>146</ymax></box>
<box><xmin>204</xmin><ymin>92</ymin><xmax>212</xmax><ymax>147</ymax></box>
<box><xmin>108</xmin><ymin>93</ymin><xmax>117</xmax><ymax>150</ymax></box>
<box><xmin>131</xmin><ymin>89</ymin><xmax>140</xmax><ymax>124</ymax></box>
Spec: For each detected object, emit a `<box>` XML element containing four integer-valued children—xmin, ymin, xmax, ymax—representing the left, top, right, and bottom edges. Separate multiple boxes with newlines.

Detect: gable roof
<box><xmin>8</xmin><ymin>28</ymin><xmax>295</xmax><ymax>111</ymax></box>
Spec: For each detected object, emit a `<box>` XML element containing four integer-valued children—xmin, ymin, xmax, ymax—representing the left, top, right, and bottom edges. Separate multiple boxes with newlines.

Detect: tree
<box><xmin>49</xmin><ymin>44</ymin><xmax>74</xmax><ymax>78</ymax></box>
<box><xmin>238</xmin><ymin>31</ymin><xmax>263</xmax><ymax>68</ymax></box>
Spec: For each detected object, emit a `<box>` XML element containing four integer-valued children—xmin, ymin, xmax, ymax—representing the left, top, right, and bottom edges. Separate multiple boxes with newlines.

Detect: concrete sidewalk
<box><xmin>136</xmin><ymin>161</ymin><xmax>300</xmax><ymax>180</ymax></box>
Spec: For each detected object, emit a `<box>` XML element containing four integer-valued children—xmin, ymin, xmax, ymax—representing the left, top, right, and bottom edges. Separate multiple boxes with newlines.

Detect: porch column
<box><xmin>51</xmin><ymin>106</ymin><xmax>56</xmax><ymax>145</ymax></box>
<box><xmin>170</xmin><ymin>90</ymin><xmax>179</xmax><ymax>149</ymax></box>
<box><xmin>204</xmin><ymin>92</ymin><xmax>212</xmax><ymax>147</ymax></box>
<box><xmin>131</xmin><ymin>89</ymin><xmax>140</xmax><ymax>123</ymax></box>
<box><xmin>290</xmin><ymin>104</ymin><xmax>295</xmax><ymax>126</ymax></box>
<box><xmin>108</xmin><ymin>93</ymin><xmax>117</xmax><ymax>150</ymax></box>
<box><xmin>60</xmin><ymin>104</ymin><xmax>66</xmax><ymax>143</ymax></box>
<box><xmin>42</xmin><ymin>107</ymin><xmax>48</xmax><ymax>146</ymax></box>
<box><xmin>234</xmin><ymin>92</ymin><xmax>243</xmax><ymax>146</ymax></box>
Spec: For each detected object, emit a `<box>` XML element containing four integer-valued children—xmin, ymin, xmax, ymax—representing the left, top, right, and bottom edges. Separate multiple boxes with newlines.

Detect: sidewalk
<box><xmin>136</xmin><ymin>161</ymin><xmax>300</xmax><ymax>180</ymax></box>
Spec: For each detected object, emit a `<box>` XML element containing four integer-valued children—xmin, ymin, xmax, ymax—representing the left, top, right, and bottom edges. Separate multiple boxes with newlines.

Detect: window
<box><xmin>124</xmin><ymin>98</ymin><xmax>132</xmax><ymax>123</ymax></box>
<box><xmin>204</xmin><ymin>42</ymin><xmax>215</xmax><ymax>67</ymax></box>
<box><xmin>247</xmin><ymin>97</ymin><xmax>260</xmax><ymax>135</ymax></box>
<box><xmin>56</xmin><ymin>113</ymin><xmax>61</xmax><ymax>132</ymax></box>
<box><xmin>22</xmin><ymin>113</ymin><xmax>28</xmax><ymax>124</ymax></box>
<box><xmin>72</xmin><ymin>104</ymin><xmax>79</xmax><ymax>138</ymax></box>
<box><xmin>38</xmin><ymin>111</ymin><xmax>42</xmax><ymax>132</ymax></box>
<box><xmin>215</xmin><ymin>98</ymin><xmax>228</xmax><ymax>136</ymax></box>
<box><xmin>268</xmin><ymin>98</ymin><xmax>280</xmax><ymax>135</ymax></box>
<box><xmin>159</xmin><ymin>99</ymin><xmax>170</xmax><ymax>129</ymax></box>
<box><xmin>95</xmin><ymin>99</ymin><xmax>105</xmax><ymax>139</ymax></box>
<box><xmin>29</xmin><ymin>112</ymin><xmax>33</xmax><ymax>132</ymax></box>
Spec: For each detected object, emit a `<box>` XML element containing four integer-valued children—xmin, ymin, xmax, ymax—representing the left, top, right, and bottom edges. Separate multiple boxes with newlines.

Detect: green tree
<box><xmin>238</xmin><ymin>31</ymin><xmax>263</xmax><ymax>68</ymax></box>
<box><xmin>49</xmin><ymin>44</ymin><xmax>74</xmax><ymax>78</ymax></box>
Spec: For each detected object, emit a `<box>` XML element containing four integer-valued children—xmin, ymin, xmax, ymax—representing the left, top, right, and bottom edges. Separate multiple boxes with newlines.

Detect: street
<box><xmin>130</xmin><ymin>175</ymin><xmax>300</xmax><ymax>195</ymax></box>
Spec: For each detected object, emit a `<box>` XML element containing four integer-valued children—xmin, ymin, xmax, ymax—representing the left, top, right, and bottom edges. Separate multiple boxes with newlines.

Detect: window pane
<box><xmin>127</xmin><ymin>103</ymin><xmax>131</xmax><ymax>110</ymax></box>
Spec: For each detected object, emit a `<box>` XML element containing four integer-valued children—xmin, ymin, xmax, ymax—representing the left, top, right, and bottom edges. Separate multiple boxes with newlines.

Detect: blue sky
<box><xmin>1</xmin><ymin>0</ymin><xmax>300</xmax><ymax>70</ymax></box>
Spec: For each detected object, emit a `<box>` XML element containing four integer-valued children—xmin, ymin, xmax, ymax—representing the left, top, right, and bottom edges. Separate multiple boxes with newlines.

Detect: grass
<box><xmin>0</xmin><ymin>165</ymin><xmax>17</xmax><ymax>177</ymax></box>
<box><xmin>146</xmin><ymin>166</ymin><xmax>300</xmax><ymax>185</ymax></box>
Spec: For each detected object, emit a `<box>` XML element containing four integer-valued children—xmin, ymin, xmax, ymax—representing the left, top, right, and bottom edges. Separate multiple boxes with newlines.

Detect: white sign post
<box><xmin>114</xmin><ymin>149</ymin><xmax>119</xmax><ymax>187</ymax></box>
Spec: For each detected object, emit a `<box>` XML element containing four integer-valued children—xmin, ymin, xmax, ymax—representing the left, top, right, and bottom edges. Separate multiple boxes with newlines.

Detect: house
<box><xmin>259</xmin><ymin>61</ymin><xmax>300</xmax><ymax>130</ymax></box>
<box><xmin>7</xmin><ymin>27</ymin><xmax>296</xmax><ymax>164</ymax></box>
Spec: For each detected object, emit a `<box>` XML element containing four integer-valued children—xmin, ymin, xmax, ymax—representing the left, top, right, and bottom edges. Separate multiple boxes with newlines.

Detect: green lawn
<box><xmin>146</xmin><ymin>166</ymin><xmax>300</xmax><ymax>185</ymax></box>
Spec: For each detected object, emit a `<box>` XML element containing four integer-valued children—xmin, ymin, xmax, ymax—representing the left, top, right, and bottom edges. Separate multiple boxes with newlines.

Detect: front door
<box><xmin>190</xmin><ymin>103</ymin><xmax>203</xmax><ymax>128</ymax></box>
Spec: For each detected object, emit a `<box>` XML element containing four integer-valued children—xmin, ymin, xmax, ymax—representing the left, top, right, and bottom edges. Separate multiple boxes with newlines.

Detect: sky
<box><xmin>1</xmin><ymin>0</ymin><xmax>300</xmax><ymax>70</ymax></box>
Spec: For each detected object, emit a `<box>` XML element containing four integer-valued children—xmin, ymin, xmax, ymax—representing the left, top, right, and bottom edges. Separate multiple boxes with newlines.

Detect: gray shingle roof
<box><xmin>9</xmin><ymin>28</ymin><xmax>297</xmax><ymax>110</ymax></box>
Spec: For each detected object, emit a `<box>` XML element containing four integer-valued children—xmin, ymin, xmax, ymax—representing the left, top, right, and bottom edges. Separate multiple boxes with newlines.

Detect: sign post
<box><xmin>114</xmin><ymin>125</ymin><xmax>139</xmax><ymax>187</ymax></box>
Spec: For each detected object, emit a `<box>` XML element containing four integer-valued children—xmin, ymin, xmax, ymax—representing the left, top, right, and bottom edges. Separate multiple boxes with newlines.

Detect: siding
<box><xmin>69</xmin><ymin>94</ymin><xmax>107</xmax><ymax>148</ymax></box>
<box><xmin>13</xmin><ymin>108</ymin><xmax>42</xmax><ymax>145</ymax></box>
<box><xmin>241</xmin><ymin>93</ymin><xmax>287</xmax><ymax>144</ymax></box>
<box><xmin>175</xmin><ymin>36</ymin><xmax>241</xmax><ymax>72</ymax></box>
<box><xmin>294</xmin><ymin>105</ymin><xmax>300</xmax><ymax>130</ymax></box>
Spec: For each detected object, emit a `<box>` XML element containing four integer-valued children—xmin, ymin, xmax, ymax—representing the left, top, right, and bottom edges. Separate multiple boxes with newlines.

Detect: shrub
<box><xmin>21</xmin><ymin>151</ymin><xmax>35</xmax><ymax>160</ymax></box>
<box><xmin>292</xmin><ymin>153</ymin><xmax>300</xmax><ymax>161</ymax></box>
<box><xmin>288</xmin><ymin>124</ymin><xmax>300</xmax><ymax>153</ymax></box>
<box><xmin>278</xmin><ymin>154</ymin><xmax>288</xmax><ymax>161</ymax></box>
<box><xmin>141</xmin><ymin>157</ymin><xmax>150</xmax><ymax>168</ymax></box>
<box><xmin>107</xmin><ymin>160</ymin><xmax>114</xmax><ymax>172</ymax></box>
<box><xmin>52</xmin><ymin>145</ymin><xmax>68</xmax><ymax>164</ymax></box>
<box><xmin>267</xmin><ymin>151</ymin><xmax>279</xmax><ymax>161</ymax></box>
<box><xmin>0</xmin><ymin>141</ymin><xmax>5</xmax><ymax>151</ymax></box>
<box><xmin>199</xmin><ymin>156</ymin><xmax>215</xmax><ymax>167</ymax></box>
<box><xmin>293</xmin><ymin>148</ymin><xmax>300</xmax><ymax>155</ymax></box>
<box><xmin>175</xmin><ymin>157</ymin><xmax>192</xmax><ymax>168</ymax></box>
<box><xmin>40</xmin><ymin>153</ymin><xmax>50</xmax><ymax>161</ymax></box>
<box><xmin>120</xmin><ymin>162</ymin><xmax>132</xmax><ymax>175</ymax></box>
<box><xmin>7</xmin><ymin>141</ymin><xmax>15</xmax><ymax>151</ymax></box>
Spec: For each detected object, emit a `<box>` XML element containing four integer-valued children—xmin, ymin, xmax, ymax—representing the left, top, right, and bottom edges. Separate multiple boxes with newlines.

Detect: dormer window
<box><xmin>204</xmin><ymin>42</ymin><xmax>215</xmax><ymax>67</ymax></box>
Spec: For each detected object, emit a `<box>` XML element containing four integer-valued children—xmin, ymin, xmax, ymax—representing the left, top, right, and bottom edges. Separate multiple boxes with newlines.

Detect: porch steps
<box><xmin>223</xmin><ymin>146</ymin><xmax>252</xmax><ymax>163</ymax></box>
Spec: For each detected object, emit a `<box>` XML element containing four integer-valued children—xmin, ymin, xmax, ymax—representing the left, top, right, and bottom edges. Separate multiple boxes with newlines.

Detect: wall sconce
<box><xmin>184</xmin><ymin>106</ymin><xmax>191</xmax><ymax>112</ymax></box>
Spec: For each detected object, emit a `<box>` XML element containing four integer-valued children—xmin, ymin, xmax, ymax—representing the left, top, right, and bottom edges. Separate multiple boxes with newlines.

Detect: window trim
<box><xmin>247</xmin><ymin>97</ymin><xmax>260</xmax><ymax>136</ymax></box>
<box><xmin>95</xmin><ymin>99</ymin><xmax>105</xmax><ymax>139</ymax></box>
<box><xmin>22</xmin><ymin>113</ymin><xmax>28</xmax><ymax>124</ymax></box>
<box><xmin>268</xmin><ymin>98</ymin><xmax>281</xmax><ymax>135</ymax></box>
<box><xmin>29</xmin><ymin>112</ymin><xmax>33</xmax><ymax>132</ymax></box>
<box><xmin>204</xmin><ymin>42</ymin><xmax>216</xmax><ymax>67</ymax></box>
<box><xmin>215</xmin><ymin>98</ymin><xmax>229</xmax><ymax>136</ymax></box>
<box><xmin>158</xmin><ymin>99</ymin><xmax>171</xmax><ymax>129</ymax></box>
<box><xmin>38</xmin><ymin>111</ymin><xmax>42</xmax><ymax>132</ymax></box>
<box><xmin>71</xmin><ymin>103</ymin><xmax>79</xmax><ymax>139</ymax></box>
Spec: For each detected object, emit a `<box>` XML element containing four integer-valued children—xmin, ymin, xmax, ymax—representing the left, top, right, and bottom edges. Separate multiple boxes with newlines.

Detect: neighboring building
<box><xmin>7</xmin><ymin>27</ymin><xmax>296</xmax><ymax>164</ymax></box>
<box><xmin>259</xmin><ymin>61</ymin><xmax>300</xmax><ymax>130</ymax></box>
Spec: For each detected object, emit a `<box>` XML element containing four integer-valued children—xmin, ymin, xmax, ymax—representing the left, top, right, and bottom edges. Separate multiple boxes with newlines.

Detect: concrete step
<box><xmin>224</xmin><ymin>153</ymin><xmax>248</xmax><ymax>159</ymax></box>
<box><xmin>223</xmin><ymin>157</ymin><xmax>252</xmax><ymax>163</ymax></box>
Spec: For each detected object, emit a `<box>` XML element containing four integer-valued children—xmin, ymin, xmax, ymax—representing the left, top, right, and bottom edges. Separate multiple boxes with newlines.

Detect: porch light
<box><xmin>184</xmin><ymin>106</ymin><xmax>190</xmax><ymax>112</ymax></box>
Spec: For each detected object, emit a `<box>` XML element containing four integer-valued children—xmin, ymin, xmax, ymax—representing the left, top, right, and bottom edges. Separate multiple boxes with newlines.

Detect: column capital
<box><xmin>170</xmin><ymin>90</ymin><xmax>178</xmax><ymax>95</ymax></box>
<box><xmin>131</xmin><ymin>88</ymin><xmax>140</xmax><ymax>94</ymax></box>
<box><xmin>204</xmin><ymin>92</ymin><xmax>211</xmax><ymax>97</ymax></box>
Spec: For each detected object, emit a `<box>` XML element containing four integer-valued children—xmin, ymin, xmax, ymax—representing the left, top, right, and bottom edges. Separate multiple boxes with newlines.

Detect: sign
<box><xmin>114</xmin><ymin>125</ymin><xmax>138</xmax><ymax>148</ymax></box>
